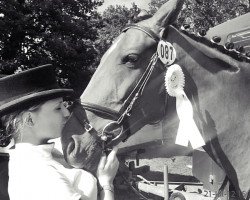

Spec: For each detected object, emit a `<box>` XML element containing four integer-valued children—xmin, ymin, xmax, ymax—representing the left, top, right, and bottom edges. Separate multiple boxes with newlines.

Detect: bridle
<box><xmin>81</xmin><ymin>24</ymin><xmax>161</xmax><ymax>147</ymax></box>
<box><xmin>77</xmin><ymin>24</ymin><xmax>162</xmax><ymax>149</ymax></box>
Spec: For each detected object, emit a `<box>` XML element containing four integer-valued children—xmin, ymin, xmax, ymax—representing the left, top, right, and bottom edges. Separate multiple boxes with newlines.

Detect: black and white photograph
<box><xmin>0</xmin><ymin>0</ymin><xmax>250</xmax><ymax>199</ymax></box>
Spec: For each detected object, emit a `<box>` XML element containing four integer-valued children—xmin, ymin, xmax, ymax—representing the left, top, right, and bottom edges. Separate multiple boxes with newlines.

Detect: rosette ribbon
<box><xmin>165</xmin><ymin>64</ymin><xmax>205</xmax><ymax>149</ymax></box>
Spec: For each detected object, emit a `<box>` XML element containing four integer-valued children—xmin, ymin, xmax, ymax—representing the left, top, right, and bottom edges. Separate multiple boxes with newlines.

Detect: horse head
<box><xmin>61</xmin><ymin>0</ymin><xmax>184</xmax><ymax>173</ymax></box>
<box><xmin>61</xmin><ymin>0</ymin><xmax>250</xmax><ymax>196</ymax></box>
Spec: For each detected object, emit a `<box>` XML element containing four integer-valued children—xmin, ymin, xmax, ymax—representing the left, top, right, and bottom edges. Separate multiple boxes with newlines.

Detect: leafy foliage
<box><xmin>1</xmin><ymin>0</ymin><xmax>249</xmax><ymax>93</ymax></box>
<box><xmin>92</xmin><ymin>3</ymin><xmax>141</xmax><ymax>69</ymax></box>
<box><xmin>149</xmin><ymin>0</ymin><xmax>250</xmax><ymax>32</ymax></box>
<box><xmin>0</xmin><ymin>0</ymin><xmax>102</xmax><ymax>93</ymax></box>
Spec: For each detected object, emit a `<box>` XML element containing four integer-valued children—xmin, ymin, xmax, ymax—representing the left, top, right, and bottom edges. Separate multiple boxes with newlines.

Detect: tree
<box><xmin>148</xmin><ymin>0</ymin><xmax>250</xmax><ymax>32</ymax></box>
<box><xmin>0</xmin><ymin>0</ymin><xmax>102</xmax><ymax>92</ymax></box>
<box><xmin>92</xmin><ymin>3</ymin><xmax>141</xmax><ymax>68</ymax></box>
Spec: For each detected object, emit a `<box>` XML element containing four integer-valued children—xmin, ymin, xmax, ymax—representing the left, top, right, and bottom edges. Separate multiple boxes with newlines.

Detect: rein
<box><xmin>80</xmin><ymin>24</ymin><xmax>161</xmax><ymax>148</ymax></box>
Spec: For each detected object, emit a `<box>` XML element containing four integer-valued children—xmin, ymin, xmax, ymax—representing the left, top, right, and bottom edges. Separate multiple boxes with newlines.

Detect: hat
<box><xmin>0</xmin><ymin>64</ymin><xmax>74</xmax><ymax>116</ymax></box>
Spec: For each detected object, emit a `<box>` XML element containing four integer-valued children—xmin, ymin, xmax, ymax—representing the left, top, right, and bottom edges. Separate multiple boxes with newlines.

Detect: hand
<box><xmin>97</xmin><ymin>146</ymin><xmax>119</xmax><ymax>187</ymax></box>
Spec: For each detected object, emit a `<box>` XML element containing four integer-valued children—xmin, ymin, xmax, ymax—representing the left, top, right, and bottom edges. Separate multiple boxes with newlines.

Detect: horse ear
<box><xmin>154</xmin><ymin>0</ymin><xmax>184</xmax><ymax>26</ymax></box>
<box><xmin>140</xmin><ymin>0</ymin><xmax>184</xmax><ymax>33</ymax></box>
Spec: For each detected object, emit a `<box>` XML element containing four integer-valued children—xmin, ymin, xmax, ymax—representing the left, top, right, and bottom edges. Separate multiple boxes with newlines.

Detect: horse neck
<box><xmin>166</xmin><ymin>26</ymin><xmax>250</xmax><ymax>194</ymax></box>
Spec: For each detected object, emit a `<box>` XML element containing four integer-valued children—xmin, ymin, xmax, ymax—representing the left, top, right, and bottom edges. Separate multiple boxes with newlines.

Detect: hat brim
<box><xmin>0</xmin><ymin>89</ymin><xmax>74</xmax><ymax>116</ymax></box>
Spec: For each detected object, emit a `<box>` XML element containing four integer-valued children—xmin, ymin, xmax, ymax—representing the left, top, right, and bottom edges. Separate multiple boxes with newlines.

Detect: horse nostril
<box><xmin>65</xmin><ymin>136</ymin><xmax>87</xmax><ymax>169</ymax></box>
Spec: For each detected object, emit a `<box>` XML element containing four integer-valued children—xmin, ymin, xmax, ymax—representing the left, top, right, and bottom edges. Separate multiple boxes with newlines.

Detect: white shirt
<box><xmin>8</xmin><ymin>142</ymin><xmax>97</xmax><ymax>200</ymax></box>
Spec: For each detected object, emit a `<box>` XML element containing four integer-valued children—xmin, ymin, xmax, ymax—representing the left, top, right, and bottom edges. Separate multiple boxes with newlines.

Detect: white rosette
<box><xmin>165</xmin><ymin>64</ymin><xmax>185</xmax><ymax>97</ymax></box>
<box><xmin>165</xmin><ymin>64</ymin><xmax>205</xmax><ymax>149</ymax></box>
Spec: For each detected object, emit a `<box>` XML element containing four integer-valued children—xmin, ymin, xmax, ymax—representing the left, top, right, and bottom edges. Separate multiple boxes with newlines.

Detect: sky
<box><xmin>98</xmin><ymin>0</ymin><xmax>151</xmax><ymax>13</ymax></box>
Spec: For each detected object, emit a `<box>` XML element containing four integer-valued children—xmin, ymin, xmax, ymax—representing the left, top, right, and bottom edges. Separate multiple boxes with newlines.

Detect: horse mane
<box><xmin>169</xmin><ymin>24</ymin><xmax>250</xmax><ymax>64</ymax></box>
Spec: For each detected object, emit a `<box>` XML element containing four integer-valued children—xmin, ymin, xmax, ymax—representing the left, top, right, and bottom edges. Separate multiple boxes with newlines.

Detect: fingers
<box><xmin>113</xmin><ymin>146</ymin><xmax>118</xmax><ymax>153</ymax></box>
<box><xmin>97</xmin><ymin>153</ymin><xmax>107</xmax><ymax>170</ymax></box>
<box><xmin>98</xmin><ymin>146</ymin><xmax>119</xmax><ymax>171</ymax></box>
<box><xmin>97</xmin><ymin>146</ymin><xmax>120</xmax><ymax>185</ymax></box>
<box><xmin>109</xmin><ymin>146</ymin><xmax>118</xmax><ymax>156</ymax></box>
<box><xmin>105</xmin><ymin>146</ymin><xmax>119</xmax><ymax>167</ymax></box>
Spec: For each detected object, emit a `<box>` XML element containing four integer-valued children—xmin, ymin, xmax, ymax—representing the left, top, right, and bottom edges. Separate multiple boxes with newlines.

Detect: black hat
<box><xmin>0</xmin><ymin>64</ymin><xmax>74</xmax><ymax>116</ymax></box>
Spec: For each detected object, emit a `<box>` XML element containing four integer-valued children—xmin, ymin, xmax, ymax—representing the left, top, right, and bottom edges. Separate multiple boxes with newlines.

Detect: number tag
<box><xmin>157</xmin><ymin>40</ymin><xmax>176</xmax><ymax>65</ymax></box>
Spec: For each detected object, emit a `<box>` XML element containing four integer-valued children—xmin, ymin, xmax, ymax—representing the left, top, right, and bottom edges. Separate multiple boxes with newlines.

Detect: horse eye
<box><xmin>122</xmin><ymin>54</ymin><xmax>139</xmax><ymax>64</ymax></box>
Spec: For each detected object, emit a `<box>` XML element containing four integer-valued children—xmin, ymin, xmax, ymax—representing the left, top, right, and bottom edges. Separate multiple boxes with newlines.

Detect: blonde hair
<box><xmin>0</xmin><ymin>104</ymin><xmax>43</xmax><ymax>144</ymax></box>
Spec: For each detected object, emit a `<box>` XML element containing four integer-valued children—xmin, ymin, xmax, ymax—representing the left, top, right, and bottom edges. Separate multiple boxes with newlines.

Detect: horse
<box><xmin>61</xmin><ymin>0</ymin><xmax>250</xmax><ymax>198</ymax></box>
<box><xmin>61</xmin><ymin>0</ymin><xmax>183</xmax><ymax>172</ymax></box>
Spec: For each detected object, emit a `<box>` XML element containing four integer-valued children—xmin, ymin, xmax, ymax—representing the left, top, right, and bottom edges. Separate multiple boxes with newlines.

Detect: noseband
<box><xmin>80</xmin><ymin>24</ymin><xmax>161</xmax><ymax>148</ymax></box>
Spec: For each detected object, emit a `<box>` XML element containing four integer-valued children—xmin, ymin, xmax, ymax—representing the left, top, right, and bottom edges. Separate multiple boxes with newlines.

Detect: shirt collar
<box><xmin>9</xmin><ymin>142</ymin><xmax>55</xmax><ymax>158</ymax></box>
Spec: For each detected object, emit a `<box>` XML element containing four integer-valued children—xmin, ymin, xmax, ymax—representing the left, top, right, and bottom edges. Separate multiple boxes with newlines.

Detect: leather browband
<box><xmin>122</xmin><ymin>24</ymin><xmax>160</xmax><ymax>42</ymax></box>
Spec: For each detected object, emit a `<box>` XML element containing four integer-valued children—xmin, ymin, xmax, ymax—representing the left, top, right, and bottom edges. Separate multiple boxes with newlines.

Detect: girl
<box><xmin>0</xmin><ymin>64</ymin><xmax>119</xmax><ymax>200</ymax></box>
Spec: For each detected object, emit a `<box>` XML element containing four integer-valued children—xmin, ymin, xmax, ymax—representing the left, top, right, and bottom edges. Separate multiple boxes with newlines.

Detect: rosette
<box><xmin>165</xmin><ymin>64</ymin><xmax>205</xmax><ymax>149</ymax></box>
<box><xmin>164</xmin><ymin>64</ymin><xmax>185</xmax><ymax>97</ymax></box>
